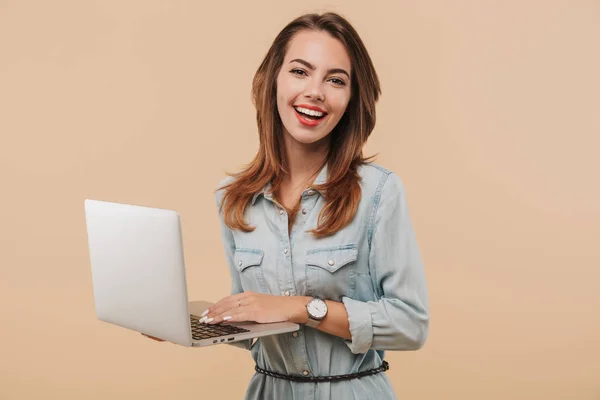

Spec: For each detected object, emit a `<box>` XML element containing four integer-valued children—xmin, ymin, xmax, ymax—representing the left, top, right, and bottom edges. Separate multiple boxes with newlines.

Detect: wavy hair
<box><xmin>218</xmin><ymin>11</ymin><xmax>381</xmax><ymax>238</ymax></box>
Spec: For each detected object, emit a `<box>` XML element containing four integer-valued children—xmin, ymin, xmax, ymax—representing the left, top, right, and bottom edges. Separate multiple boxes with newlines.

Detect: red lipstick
<box><xmin>293</xmin><ymin>105</ymin><xmax>328</xmax><ymax>127</ymax></box>
<box><xmin>295</xmin><ymin>104</ymin><xmax>327</xmax><ymax>113</ymax></box>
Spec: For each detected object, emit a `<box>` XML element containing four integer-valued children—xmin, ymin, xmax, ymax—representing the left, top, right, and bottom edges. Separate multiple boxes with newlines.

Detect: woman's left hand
<box><xmin>200</xmin><ymin>291</ymin><xmax>309</xmax><ymax>325</ymax></box>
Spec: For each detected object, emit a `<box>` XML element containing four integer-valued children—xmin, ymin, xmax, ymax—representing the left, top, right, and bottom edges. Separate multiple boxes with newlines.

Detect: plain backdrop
<box><xmin>1</xmin><ymin>1</ymin><xmax>599</xmax><ymax>399</ymax></box>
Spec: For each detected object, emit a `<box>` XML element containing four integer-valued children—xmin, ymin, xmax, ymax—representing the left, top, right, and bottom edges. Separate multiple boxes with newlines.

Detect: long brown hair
<box><xmin>218</xmin><ymin>12</ymin><xmax>381</xmax><ymax>238</ymax></box>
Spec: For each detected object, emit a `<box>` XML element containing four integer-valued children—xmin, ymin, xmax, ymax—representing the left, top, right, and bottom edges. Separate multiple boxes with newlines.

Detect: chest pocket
<box><xmin>305</xmin><ymin>244</ymin><xmax>358</xmax><ymax>301</ymax></box>
<box><xmin>234</xmin><ymin>248</ymin><xmax>268</xmax><ymax>293</ymax></box>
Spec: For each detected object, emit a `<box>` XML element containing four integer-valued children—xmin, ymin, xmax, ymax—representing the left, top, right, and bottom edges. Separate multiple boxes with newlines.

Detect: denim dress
<box><xmin>215</xmin><ymin>162</ymin><xmax>429</xmax><ymax>400</ymax></box>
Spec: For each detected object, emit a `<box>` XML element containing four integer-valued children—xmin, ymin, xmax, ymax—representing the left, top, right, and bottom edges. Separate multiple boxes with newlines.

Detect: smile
<box><xmin>293</xmin><ymin>106</ymin><xmax>327</xmax><ymax>127</ymax></box>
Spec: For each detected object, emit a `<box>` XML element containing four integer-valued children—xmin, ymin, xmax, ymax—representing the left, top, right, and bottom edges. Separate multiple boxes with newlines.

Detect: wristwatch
<box><xmin>305</xmin><ymin>297</ymin><xmax>328</xmax><ymax>328</ymax></box>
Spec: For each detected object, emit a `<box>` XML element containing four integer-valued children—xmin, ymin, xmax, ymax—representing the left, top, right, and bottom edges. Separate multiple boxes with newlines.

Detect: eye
<box><xmin>329</xmin><ymin>77</ymin><xmax>346</xmax><ymax>86</ymax></box>
<box><xmin>290</xmin><ymin>68</ymin><xmax>307</xmax><ymax>76</ymax></box>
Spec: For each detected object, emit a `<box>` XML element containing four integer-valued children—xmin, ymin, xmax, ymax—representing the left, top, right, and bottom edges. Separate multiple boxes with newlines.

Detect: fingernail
<box><xmin>199</xmin><ymin>316</ymin><xmax>208</xmax><ymax>323</ymax></box>
<box><xmin>223</xmin><ymin>316</ymin><xmax>232</xmax><ymax>321</ymax></box>
<box><xmin>201</xmin><ymin>309</ymin><xmax>209</xmax><ymax>317</ymax></box>
<box><xmin>206</xmin><ymin>317</ymin><xmax>214</xmax><ymax>324</ymax></box>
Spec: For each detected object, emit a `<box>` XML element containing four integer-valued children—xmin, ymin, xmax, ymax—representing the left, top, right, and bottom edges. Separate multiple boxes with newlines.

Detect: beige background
<box><xmin>1</xmin><ymin>0</ymin><xmax>599</xmax><ymax>399</ymax></box>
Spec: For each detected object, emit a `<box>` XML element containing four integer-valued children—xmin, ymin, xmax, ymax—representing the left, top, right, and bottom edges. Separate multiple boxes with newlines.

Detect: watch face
<box><xmin>307</xmin><ymin>298</ymin><xmax>327</xmax><ymax>319</ymax></box>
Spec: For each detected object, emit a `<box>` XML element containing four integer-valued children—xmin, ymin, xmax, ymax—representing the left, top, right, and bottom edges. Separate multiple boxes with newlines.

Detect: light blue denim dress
<box><xmin>215</xmin><ymin>162</ymin><xmax>429</xmax><ymax>400</ymax></box>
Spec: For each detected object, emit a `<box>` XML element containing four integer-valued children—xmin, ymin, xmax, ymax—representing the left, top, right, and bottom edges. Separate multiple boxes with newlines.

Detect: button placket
<box><xmin>270</xmin><ymin>199</ymin><xmax>304</xmax><ymax>366</ymax></box>
<box><xmin>274</xmin><ymin>201</ymin><xmax>295</xmax><ymax>314</ymax></box>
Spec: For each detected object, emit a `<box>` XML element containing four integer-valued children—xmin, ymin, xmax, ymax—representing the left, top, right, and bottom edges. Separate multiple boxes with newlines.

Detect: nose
<box><xmin>304</xmin><ymin>81</ymin><xmax>324</xmax><ymax>102</ymax></box>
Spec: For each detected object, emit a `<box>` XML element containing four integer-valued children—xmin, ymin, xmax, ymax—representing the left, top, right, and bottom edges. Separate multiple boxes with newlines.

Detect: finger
<box><xmin>208</xmin><ymin>309</ymin><xmax>250</xmax><ymax>325</ymax></box>
<box><xmin>210</xmin><ymin>303</ymin><xmax>256</xmax><ymax>324</ymax></box>
<box><xmin>207</xmin><ymin>292</ymin><xmax>252</xmax><ymax>314</ymax></box>
<box><xmin>205</xmin><ymin>293</ymin><xmax>253</xmax><ymax>321</ymax></box>
<box><xmin>203</xmin><ymin>302</ymin><xmax>235</xmax><ymax>322</ymax></box>
<box><xmin>206</xmin><ymin>305</ymin><xmax>246</xmax><ymax>324</ymax></box>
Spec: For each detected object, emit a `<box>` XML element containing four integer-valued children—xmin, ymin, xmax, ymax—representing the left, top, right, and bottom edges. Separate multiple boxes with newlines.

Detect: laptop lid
<box><xmin>84</xmin><ymin>199</ymin><xmax>193</xmax><ymax>346</ymax></box>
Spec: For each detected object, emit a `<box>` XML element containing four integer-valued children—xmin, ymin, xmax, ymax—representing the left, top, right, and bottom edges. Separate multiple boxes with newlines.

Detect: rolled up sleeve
<box><xmin>342</xmin><ymin>172</ymin><xmax>429</xmax><ymax>354</ymax></box>
<box><xmin>341</xmin><ymin>297</ymin><xmax>373</xmax><ymax>354</ymax></box>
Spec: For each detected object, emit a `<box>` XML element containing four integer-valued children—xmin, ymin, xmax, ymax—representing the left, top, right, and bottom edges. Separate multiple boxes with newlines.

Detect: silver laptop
<box><xmin>84</xmin><ymin>199</ymin><xmax>299</xmax><ymax>347</ymax></box>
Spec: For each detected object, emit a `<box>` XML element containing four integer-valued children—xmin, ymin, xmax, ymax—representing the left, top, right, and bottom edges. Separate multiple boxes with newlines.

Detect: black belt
<box><xmin>254</xmin><ymin>361</ymin><xmax>389</xmax><ymax>383</ymax></box>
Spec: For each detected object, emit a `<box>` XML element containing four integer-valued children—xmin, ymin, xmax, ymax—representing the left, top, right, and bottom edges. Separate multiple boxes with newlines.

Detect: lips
<box><xmin>293</xmin><ymin>106</ymin><xmax>327</xmax><ymax>127</ymax></box>
<box><xmin>295</xmin><ymin>104</ymin><xmax>328</xmax><ymax>114</ymax></box>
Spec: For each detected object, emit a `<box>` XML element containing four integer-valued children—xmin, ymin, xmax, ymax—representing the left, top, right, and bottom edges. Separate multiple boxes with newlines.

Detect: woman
<box><xmin>162</xmin><ymin>11</ymin><xmax>428</xmax><ymax>399</ymax></box>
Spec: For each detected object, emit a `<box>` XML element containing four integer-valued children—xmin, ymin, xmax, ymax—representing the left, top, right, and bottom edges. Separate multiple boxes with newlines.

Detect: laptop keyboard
<box><xmin>190</xmin><ymin>316</ymin><xmax>251</xmax><ymax>341</ymax></box>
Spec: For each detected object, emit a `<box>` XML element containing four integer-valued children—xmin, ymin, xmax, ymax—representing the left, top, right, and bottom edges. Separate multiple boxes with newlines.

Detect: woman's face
<box><xmin>276</xmin><ymin>30</ymin><xmax>352</xmax><ymax>146</ymax></box>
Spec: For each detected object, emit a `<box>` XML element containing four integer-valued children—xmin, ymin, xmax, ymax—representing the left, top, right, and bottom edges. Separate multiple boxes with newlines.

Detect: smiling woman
<box><xmin>277</xmin><ymin>31</ymin><xmax>352</xmax><ymax>141</ymax></box>
<box><xmin>209</xmin><ymin>11</ymin><xmax>429</xmax><ymax>400</ymax></box>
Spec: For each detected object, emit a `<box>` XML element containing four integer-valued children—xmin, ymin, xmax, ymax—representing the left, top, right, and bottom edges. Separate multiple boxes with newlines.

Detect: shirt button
<box><xmin>279</xmin><ymin>209</ymin><xmax>284</xmax><ymax>215</ymax></box>
<box><xmin>328</xmin><ymin>259</ymin><xmax>335</xmax><ymax>266</ymax></box>
<box><xmin>238</xmin><ymin>261</ymin><xmax>243</xmax><ymax>267</ymax></box>
<box><xmin>292</xmin><ymin>332</ymin><xmax>298</xmax><ymax>338</ymax></box>
<box><xmin>301</xmin><ymin>208</ymin><xmax>307</xmax><ymax>215</ymax></box>
<box><xmin>284</xmin><ymin>248</ymin><xmax>288</xmax><ymax>254</ymax></box>
<box><xmin>302</xmin><ymin>370</ymin><xmax>310</xmax><ymax>376</ymax></box>
<box><xmin>284</xmin><ymin>290</ymin><xmax>290</xmax><ymax>296</ymax></box>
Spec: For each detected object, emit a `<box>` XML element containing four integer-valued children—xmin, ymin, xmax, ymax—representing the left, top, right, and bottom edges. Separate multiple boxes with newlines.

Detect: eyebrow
<box><xmin>289</xmin><ymin>58</ymin><xmax>350</xmax><ymax>79</ymax></box>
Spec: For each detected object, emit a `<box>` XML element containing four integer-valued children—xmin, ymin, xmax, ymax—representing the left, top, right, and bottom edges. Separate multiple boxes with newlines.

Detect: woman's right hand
<box><xmin>141</xmin><ymin>333</ymin><xmax>165</xmax><ymax>342</ymax></box>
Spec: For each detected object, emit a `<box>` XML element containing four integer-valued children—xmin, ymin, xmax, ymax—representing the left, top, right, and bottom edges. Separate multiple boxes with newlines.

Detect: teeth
<box><xmin>295</xmin><ymin>107</ymin><xmax>324</xmax><ymax>117</ymax></box>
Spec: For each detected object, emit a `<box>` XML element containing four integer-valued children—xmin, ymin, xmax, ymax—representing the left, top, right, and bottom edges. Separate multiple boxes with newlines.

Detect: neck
<box><xmin>282</xmin><ymin>131</ymin><xmax>329</xmax><ymax>187</ymax></box>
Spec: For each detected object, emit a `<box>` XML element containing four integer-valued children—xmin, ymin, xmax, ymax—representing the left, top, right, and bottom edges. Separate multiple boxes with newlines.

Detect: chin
<box><xmin>287</xmin><ymin>129</ymin><xmax>328</xmax><ymax>145</ymax></box>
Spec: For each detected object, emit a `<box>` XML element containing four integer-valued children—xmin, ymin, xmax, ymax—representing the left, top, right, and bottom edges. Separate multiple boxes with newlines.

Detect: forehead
<box><xmin>284</xmin><ymin>30</ymin><xmax>351</xmax><ymax>71</ymax></box>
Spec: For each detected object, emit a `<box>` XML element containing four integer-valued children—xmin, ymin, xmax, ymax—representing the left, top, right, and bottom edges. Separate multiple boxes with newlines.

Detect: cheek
<box><xmin>329</xmin><ymin>94</ymin><xmax>351</xmax><ymax>117</ymax></box>
<box><xmin>280</xmin><ymin>76</ymin><xmax>308</xmax><ymax>98</ymax></box>
<box><xmin>276</xmin><ymin>80</ymin><xmax>290</xmax><ymax>113</ymax></box>
<box><xmin>276</xmin><ymin>72</ymin><xmax>288</xmax><ymax>95</ymax></box>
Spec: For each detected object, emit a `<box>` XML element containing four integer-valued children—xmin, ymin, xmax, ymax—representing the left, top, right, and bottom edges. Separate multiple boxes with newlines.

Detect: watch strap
<box><xmin>305</xmin><ymin>317</ymin><xmax>321</xmax><ymax>328</ymax></box>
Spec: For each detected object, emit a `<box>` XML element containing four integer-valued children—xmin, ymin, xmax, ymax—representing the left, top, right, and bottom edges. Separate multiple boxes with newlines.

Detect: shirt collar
<box><xmin>251</xmin><ymin>163</ymin><xmax>328</xmax><ymax>206</ymax></box>
<box><xmin>251</xmin><ymin>181</ymin><xmax>273</xmax><ymax>205</ymax></box>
